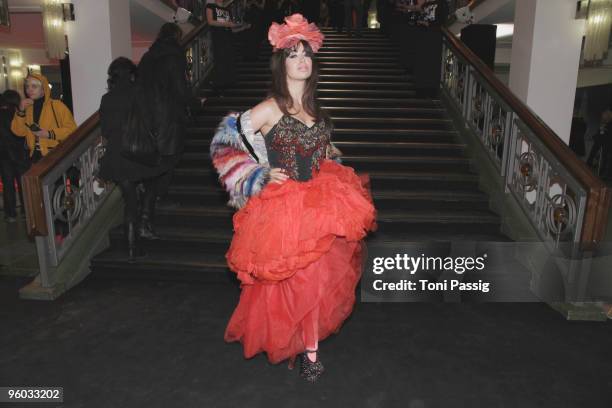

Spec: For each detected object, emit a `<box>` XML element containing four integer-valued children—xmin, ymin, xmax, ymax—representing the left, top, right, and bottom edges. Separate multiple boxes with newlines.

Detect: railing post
<box><xmin>34</xmin><ymin>236</ymin><xmax>54</xmax><ymax>288</ymax></box>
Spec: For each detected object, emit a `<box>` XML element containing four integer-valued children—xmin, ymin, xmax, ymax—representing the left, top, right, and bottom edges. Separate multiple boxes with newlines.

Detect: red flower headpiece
<box><xmin>268</xmin><ymin>14</ymin><xmax>324</xmax><ymax>53</ymax></box>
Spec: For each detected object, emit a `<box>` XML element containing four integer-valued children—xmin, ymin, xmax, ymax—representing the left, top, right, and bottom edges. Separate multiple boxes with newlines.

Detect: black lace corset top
<box><xmin>264</xmin><ymin>114</ymin><xmax>331</xmax><ymax>181</ymax></box>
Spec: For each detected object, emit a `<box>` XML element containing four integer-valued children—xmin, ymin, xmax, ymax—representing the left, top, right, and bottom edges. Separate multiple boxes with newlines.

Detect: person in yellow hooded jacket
<box><xmin>11</xmin><ymin>73</ymin><xmax>77</xmax><ymax>162</ymax></box>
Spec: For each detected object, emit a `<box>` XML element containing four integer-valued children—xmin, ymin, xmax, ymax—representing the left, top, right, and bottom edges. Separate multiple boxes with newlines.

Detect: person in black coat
<box><xmin>587</xmin><ymin>109</ymin><xmax>612</xmax><ymax>179</ymax></box>
<box><xmin>412</xmin><ymin>0</ymin><xmax>449</xmax><ymax>98</ymax></box>
<box><xmin>133</xmin><ymin>23</ymin><xmax>189</xmax><ymax>240</ymax></box>
<box><xmin>244</xmin><ymin>0</ymin><xmax>266</xmax><ymax>61</ymax></box>
<box><xmin>0</xmin><ymin>90</ymin><xmax>29</xmax><ymax>222</ymax></box>
<box><xmin>569</xmin><ymin>109</ymin><xmax>586</xmax><ymax>157</ymax></box>
<box><xmin>99</xmin><ymin>57</ymin><xmax>161</xmax><ymax>260</ymax></box>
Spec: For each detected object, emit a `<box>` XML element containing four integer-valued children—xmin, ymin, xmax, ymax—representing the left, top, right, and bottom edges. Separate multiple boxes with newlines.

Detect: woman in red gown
<box><xmin>210</xmin><ymin>14</ymin><xmax>376</xmax><ymax>382</ymax></box>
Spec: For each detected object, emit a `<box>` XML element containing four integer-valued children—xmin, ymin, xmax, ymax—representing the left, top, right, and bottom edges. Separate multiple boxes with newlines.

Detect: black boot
<box><xmin>126</xmin><ymin>221</ymin><xmax>146</xmax><ymax>262</ymax></box>
<box><xmin>138</xmin><ymin>213</ymin><xmax>160</xmax><ymax>240</ymax></box>
<box><xmin>139</xmin><ymin>179</ymin><xmax>160</xmax><ymax>240</ymax></box>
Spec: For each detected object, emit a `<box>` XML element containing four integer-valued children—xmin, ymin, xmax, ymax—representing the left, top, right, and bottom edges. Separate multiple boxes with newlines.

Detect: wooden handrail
<box><xmin>442</xmin><ymin>26</ymin><xmax>611</xmax><ymax>249</ymax></box>
<box><xmin>159</xmin><ymin>0</ymin><xmax>178</xmax><ymax>11</ymax></box>
<box><xmin>22</xmin><ymin>112</ymin><xmax>99</xmax><ymax>236</ymax></box>
<box><xmin>21</xmin><ymin>19</ymin><xmax>209</xmax><ymax>237</ymax></box>
<box><xmin>180</xmin><ymin>17</ymin><xmax>209</xmax><ymax>46</ymax></box>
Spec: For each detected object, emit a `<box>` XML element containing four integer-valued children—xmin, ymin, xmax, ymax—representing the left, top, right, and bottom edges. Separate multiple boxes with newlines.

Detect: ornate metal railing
<box><xmin>441</xmin><ymin>27</ymin><xmax>610</xmax><ymax>252</ymax></box>
<box><xmin>184</xmin><ymin>19</ymin><xmax>214</xmax><ymax>87</ymax></box>
<box><xmin>21</xmin><ymin>20</ymin><xmax>212</xmax><ymax>289</ymax></box>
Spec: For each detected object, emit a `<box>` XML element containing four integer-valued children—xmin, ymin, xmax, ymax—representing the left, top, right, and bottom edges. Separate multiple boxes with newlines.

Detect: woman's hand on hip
<box><xmin>269</xmin><ymin>168</ymin><xmax>289</xmax><ymax>184</ymax></box>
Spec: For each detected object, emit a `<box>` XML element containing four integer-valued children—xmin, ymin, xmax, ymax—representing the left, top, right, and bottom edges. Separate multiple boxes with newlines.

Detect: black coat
<box><xmin>0</xmin><ymin>107</ymin><xmax>29</xmax><ymax>171</ymax></box>
<box><xmin>135</xmin><ymin>37</ymin><xmax>189</xmax><ymax>157</ymax></box>
<box><xmin>98</xmin><ymin>79</ymin><xmax>165</xmax><ymax>182</ymax></box>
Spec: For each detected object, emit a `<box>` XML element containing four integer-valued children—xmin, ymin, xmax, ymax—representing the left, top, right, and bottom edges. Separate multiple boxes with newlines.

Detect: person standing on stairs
<box><xmin>411</xmin><ymin>0</ymin><xmax>448</xmax><ymax>98</ymax></box>
<box><xmin>134</xmin><ymin>23</ymin><xmax>189</xmax><ymax>240</ymax></box>
<box><xmin>210</xmin><ymin>14</ymin><xmax>377</xmax><ymax>382</ymax></box>
<box><xmin>244</xmin><ymin>0</ymin><xmax>266</xmax><ymax>61</ymax></box>
<box><xmin>344</xmin><ymin>0</ymin><xmax>364</xmax><ymax>36</ymax></box>
<box><xmin>206</xmin><ymin>0</ymin><xmax>247</xmax><ymax>95</ymax></box>
<box><xmin>99</xmin><ymin>57</ymin><xmax>163</xmax><ymax>262</ymax></box>
<box><xmin>587</xmin><ymin>109</ymin><xmax>612</xmax><ymax>179</ymax></box>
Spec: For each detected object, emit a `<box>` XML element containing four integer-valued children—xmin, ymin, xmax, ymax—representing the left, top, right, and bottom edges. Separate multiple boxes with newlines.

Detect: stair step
<box><xmin>238</xmin><ymin>61</ymin><xmax>404</xmax><ymax>69</ymax></box>
<box><xmin>163</xmin><ymin>184</ymin><xmax>489</xmax><ymax>211</ymax></box>
<box><xmin>242</xmin><ymin>53</ymin><xmax>400</xmax><ymax>61</ymax></box>
<box><xmin>91</xmin><ymin>249</ymin><xmax>231</xmax><ymax>282</ymax></box>
<box><xmin>109</xmin><ymin>224</ymin><xmax>231</xmax><ymax>252</ymax></box>
<box><xmin>171</xmin><ymin>168</ymin><xmax>482</xmax><ymax>192</ymax></box>
<box><xmin>333</xmin><ymin>141</ymin><xmax>463</xmax><ymax>155</ymax></box>
<box><xmin>313</xmin><ymin>48</ymin><xmax>400</xmax><ymax>54</ymax></box>
<box><xmin>236</xmin><ymin>67</ymin><xmax>408</xmax><ymax>76</ymax></box>
<box><xmin>186</xmin><ymin>134</ymin><xmax>463</xmax><ymax>155</ymax></box>
<box><xmin>200</xmin><ymin>88</ymin><xmax>417</xmax><ymax>98</ymax></box>
<box><xmin>192</xmin><ymin>116</ymin><xmax>451</xmax><ymax>130</ymax></box>
<box><xmin>185</xmin><ymin>127</ymin><xmax>459</xmax><ymax>144</ymax></box>
<box><xmin>234</xmin><ymin>73</ymin><xmax>413</xmax><ymax>82</ymax></box>
<box><xmin>193</xmin><ymin>105</ymin><xmax>445</xmax><ymax>119</ymax></box>
<box><xmin>372</xmin><ymin>190</ymin><xmax>489</xmax><ymax>210</ymax></box>
<box><xmin>373</xmin><ymin>209</ymin><xmax>501</xmax><ymax>235</ymax></box>
<box><xmin>231</xmin><ymin>81</ymin><xmax>416</xmax><ymax>91</ymax></box>
<box><xmin>340</xmin><ymin>155</ymin><xmax>471</xmax><ymax>172</ymax></box>
<box><xmin>149</xmin><ymin>204</ymin><xmax>500</xmax><ymax>234</ymax></box>
<box><xmin>202</xmin><ymin>97</ymin><xmax>440</xmax><ymax>109</ymax></box>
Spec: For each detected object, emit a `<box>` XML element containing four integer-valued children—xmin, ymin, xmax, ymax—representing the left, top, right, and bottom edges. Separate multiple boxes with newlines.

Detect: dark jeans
<box><xmin>117</xmin><ymin>177</ymin><xmax>159</xmax><ymax>223</ymax></box>
<box><xmin>344</xmin><ymin>0</ymin><xmax>363</xmax><ymax>33</ymax></box>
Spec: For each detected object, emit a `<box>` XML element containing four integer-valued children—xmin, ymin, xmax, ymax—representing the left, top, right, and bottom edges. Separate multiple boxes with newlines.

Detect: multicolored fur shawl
<box><xmin>210</xmin><ymin>112</ymin><xmax>271</xmax><ymax>209</ymax></box>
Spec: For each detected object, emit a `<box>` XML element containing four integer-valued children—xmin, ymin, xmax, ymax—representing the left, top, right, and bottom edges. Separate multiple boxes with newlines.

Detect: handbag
<box><xmin>120</xmin><ymin>102</ymin><xmax>161</xmax><ymax>167</ymax></box>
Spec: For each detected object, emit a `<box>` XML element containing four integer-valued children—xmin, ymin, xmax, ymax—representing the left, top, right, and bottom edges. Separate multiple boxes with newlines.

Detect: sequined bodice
<box><xmin>264</xmin><ymin>114</ymin><xmax>331</xmax><ymax>181</ymax></box>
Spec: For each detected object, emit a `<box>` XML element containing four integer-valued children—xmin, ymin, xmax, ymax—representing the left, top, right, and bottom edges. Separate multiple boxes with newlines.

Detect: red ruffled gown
<box><xmin>224</xmin><ymin>114</ymin><xmax>377</xmax><ymax>364</ymax></box>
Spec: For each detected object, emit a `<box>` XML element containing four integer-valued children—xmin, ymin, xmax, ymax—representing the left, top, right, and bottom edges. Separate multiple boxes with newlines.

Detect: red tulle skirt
<box><xmin>224</xmin><ymin>160</ymin><xmax>377</xmax><ymax>364</ymax></box>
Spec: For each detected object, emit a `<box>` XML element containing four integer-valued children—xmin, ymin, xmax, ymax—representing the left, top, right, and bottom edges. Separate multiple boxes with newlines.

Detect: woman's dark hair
<box><xmin>269</xmin><ymin>40</ymin><xmax>327</xmax><ymax>123</ymax></box>
<box><xmin>157</xmin><ymin>22</ymin><xmax>183</xmax><ymax>42</ymax></box>
<box><xmin>1</xmin><ymin>90</ymin><xmax>21</xmax><ymax>113</ymax></box>
<box><xmin>107</xmin><ymin>57</ymin><xmax>137</xmax><ymax>90</ymax></box>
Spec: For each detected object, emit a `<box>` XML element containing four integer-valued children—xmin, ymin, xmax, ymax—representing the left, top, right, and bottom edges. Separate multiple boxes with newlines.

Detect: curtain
<box><xmin>42</xmin><ymin>0</ymin><xmax>66</xmax><ymax>60</ymax></box>
<box><xmin>583</xmin><ymin>0</ymin><xmax>612</xmax><ymax>63</ymax></box>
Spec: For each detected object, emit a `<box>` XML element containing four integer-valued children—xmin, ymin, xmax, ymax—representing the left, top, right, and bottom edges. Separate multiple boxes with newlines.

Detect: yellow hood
<box><xmin>26</xmin><ymin>72</ymin><xmax>51</xmax><ymax>103</ymax></box>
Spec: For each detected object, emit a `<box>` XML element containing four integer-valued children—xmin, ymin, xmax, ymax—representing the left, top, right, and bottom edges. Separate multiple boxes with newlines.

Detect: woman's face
<box><xmin>25</xmin><ymin>78</ymin><xmax>44</xmax><ymax>100</ymax></box>
<box><xmin>285</xmin><ymin>42</ymin><xmax>312</xmax><ymax>81</ymax></box>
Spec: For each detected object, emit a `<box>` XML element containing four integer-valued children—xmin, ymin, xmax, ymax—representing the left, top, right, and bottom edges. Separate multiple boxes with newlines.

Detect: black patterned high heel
<box><xmin>299</xmin><ymin>349</ymin><xmax>324</xmax><ymax>382</ymax></box>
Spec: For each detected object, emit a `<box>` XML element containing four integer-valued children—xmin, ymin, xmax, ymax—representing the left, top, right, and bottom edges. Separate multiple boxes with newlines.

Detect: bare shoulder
<box><xmin>250</xmin><ymin>98</ymin><xmax>283</xmax><ymax>133</ymax></box>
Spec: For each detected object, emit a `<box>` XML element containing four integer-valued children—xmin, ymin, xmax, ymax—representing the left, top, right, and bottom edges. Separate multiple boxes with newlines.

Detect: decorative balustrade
<box><xmin>21</xmin><ymin>21</ymin><xmax>212</xmax><ymax>290</ymax></box>
<box><xmin>441</xmin><ymin>27</ymin><xmax>610</xmax><ymax>252</ymax></box>
<box><xmin>184</xmin><ymin>21</ymin><xmax>214</xmax><ymax>87</ymax></box>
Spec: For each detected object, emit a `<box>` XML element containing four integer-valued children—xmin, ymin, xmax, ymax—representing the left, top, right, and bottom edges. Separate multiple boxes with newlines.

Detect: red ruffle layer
<box><xmin>226</xmin><ymin>160</ymin><xmax>377</xmax><ymax>283</ymax></box>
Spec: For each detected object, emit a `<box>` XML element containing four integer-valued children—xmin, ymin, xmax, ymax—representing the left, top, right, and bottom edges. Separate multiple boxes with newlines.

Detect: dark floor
<box><xmin>1</xmin><ymin>275</ymin><xmax>611</xmax><ymax>408</ymax></box>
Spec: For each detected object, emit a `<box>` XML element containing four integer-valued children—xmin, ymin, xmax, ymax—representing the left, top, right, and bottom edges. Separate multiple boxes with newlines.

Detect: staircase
<box><xmin>91</xmin><ymin>28</ymin><xmax>509</xmax><ymax>281</ymax></box>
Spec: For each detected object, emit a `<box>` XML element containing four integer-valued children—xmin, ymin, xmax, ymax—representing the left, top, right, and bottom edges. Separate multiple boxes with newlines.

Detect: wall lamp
<box><xmin>62</xmin><ymin>3</ymin><xmax>74</xmax><ymax>21</ymax></box>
